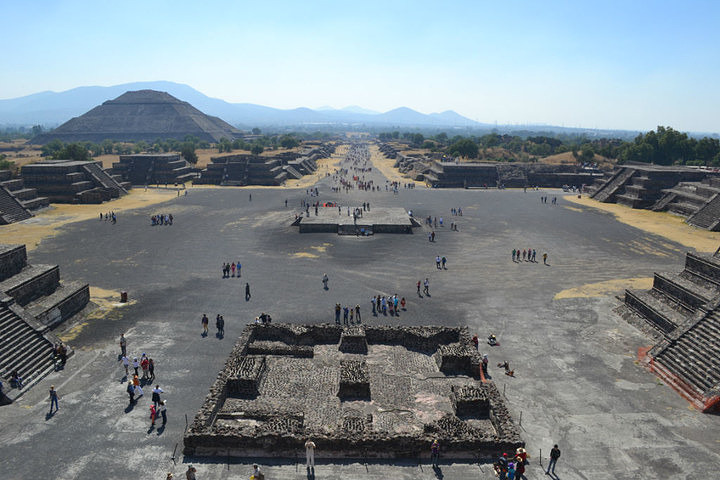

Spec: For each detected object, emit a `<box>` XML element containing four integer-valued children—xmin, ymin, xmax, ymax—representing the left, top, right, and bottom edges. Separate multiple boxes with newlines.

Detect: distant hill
<box><xmin>0</xmin><ymin>81</ymin><xmax>481</xmax><ymax>128</ymax></box>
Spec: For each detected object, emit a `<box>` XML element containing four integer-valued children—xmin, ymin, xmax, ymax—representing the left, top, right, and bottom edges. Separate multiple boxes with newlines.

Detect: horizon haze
<box><xmin>2</xmin><ymin>0</ymin><xmax>719</xmax><ymax>133</ymax></box>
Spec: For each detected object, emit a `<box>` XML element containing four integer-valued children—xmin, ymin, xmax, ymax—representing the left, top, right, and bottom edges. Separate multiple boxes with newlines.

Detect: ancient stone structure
<box><xmin>184</xmin><ymin>324</ymin><xmax>522</xmax><ymax>459</ymax></box>
<box><xmin>0</xmin><ymin>244</ymin><xmax>89</xmax><ymax>402</ymax></box>
<box><xmin>296</xmin><ymin>207</ymin><xmax>419</xmax><ymax>235</ymax></box>
<box><xmin>194</xmin><ymin>145</ymin><xmax>334</xmax><ymax>186</ymax></box>
<box><xmin>623</xmin><ymin>250</ymin><xmax>720</xmax><ymax>412</ymax></box>
<box><xmin>21</xmin><ymin>160</ymin><xmax>128</xmax><ymax>203</ymax></box>
<box><xmin>0</xmin><ymin>170</ymin><xmax>48</xmax><ymax>224</ymax></box>
<box><xmin>380</xmin><ymin>144</ymin><xmax>602</xmax><ymax>188</ymax></box>
<box><xmin>32</xmin><ymin>90</ymin><xmax>242</xmax><ymax>144</ymax></box>
<box><xmin>113</xmin><ymin>153</ymin><xmax>195</xmax><ymax>186</ymax></box>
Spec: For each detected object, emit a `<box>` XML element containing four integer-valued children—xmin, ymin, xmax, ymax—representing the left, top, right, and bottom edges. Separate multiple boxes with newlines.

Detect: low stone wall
<box><xmin>0</xmin><ymin>245</ymin><xmax>26</xmax><ymax>282</ymax></box>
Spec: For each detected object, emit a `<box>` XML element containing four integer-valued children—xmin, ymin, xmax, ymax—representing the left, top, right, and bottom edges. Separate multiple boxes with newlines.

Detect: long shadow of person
<box><xmin>124</xmin><ymin>403</ymin><xmax>135</xmax><ymax>414</ymax></box>
<box><xmin>156</xmin><ymin>424</ymin><xmax>166</xmax><ymax>436</ymax></box>
<box><xmin>432</xmin><ymin>465</ymin><xmax>444</xmax><ymax>479</ymax></box>
<box><xmin>45</xmin><ymin>411</ymin><xmax>55</xmax><ymax>421</ymax></box>
<box><xmin>147</xmin><ymin>425</ymin><xmax>155</xmax><ymax>435</ymax></box>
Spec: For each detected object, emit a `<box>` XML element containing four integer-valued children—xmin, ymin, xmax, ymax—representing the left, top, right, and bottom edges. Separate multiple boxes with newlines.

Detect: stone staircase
<box><xmin>625</xmin><ymin>252</ymin><xmax>720</xmax><ymax>336</ymax></box>
<box><xmin>0</xmin><ymin>185</ymin><xmax>32</xmax><ymax>224</ymax></box>
<box><xmin>0</xmin><ymin>299</ymin><xmax>58</xmax><ymax>399</ymax></box>
<box><xmin>591</xmin><ymin>167</ymin><xmax>636</xmax><ymax>202</ymax></box>
<box><xmin>627</xmin><ymin>250</ymin><xmax>720</xmax><ymax>412</ymax></box>
<box><xmin>688</xmin><ymin>194</ymin><xmax>720</xmax><ymax>230</ymax></box>
<box><xmin>82</xmin><ymin>161</ymin><xmax>128</xmax><ymax>197</ymax></box>
<box><xmin>0</xmin><ymin>244</ymin><xmax>89</xmax><ymax>402</ymax></box>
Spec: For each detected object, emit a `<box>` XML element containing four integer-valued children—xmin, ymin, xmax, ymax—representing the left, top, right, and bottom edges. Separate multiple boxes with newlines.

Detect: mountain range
<box><xmin>0</xmin><ymin>81</ymin><xmax>482</xmax><ymax>128</ymax></box>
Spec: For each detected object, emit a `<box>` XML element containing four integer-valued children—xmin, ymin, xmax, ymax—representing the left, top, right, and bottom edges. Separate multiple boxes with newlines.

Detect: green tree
<box><xmin>31</xmin><ymin>125</ymin><xmax>44</xmax><ymax>136</ymax></box>
<box><xmin>54</xmin><ymin>143</ymin><xmax>91</xmax><ymax>161</ymax></box>
<box><xmin>252</xmin><ymin>128</ymin><xmax>261</xmax><ymax>135</ymax></box>
<box><xmin>181</xmin><ymin>142</ymin><xmax>198</xmax><ymax>164</ymax></box>
<box><xmin>251</xmin><ymin>144</ymin><xmax>264</xmax><ymax>156</ymax></box>
<box><xmin>101</xmin><ymin>139</ymin><xmax>114</xmax><ymax>154</ymax></box>
<box><xmin>447</xmin><ymin>138</ymin><xmax>479</xmax><ymax>158</ymax></box>
<box><xmin>280</xmin><ymin>135</ymin><xmax>300</xmax><ymax>149</ymax></box>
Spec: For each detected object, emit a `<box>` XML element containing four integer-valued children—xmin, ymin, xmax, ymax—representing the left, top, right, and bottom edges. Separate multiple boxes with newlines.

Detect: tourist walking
<box><xmin>201</xmin><ymin>314</ymin><xmax>209</xmax><ymax>336</ymax></box>
<box><xmin>436</xmin><ymin>255</ymin><xmax>441</xmax><ymax>269</ymax></box>
<box><xmin>417</xmin><ymin>280</ymin><xmax>421</xmax><ymax>295</ymax></box>
<box><xmin>431</xmin><ymin>439</ymin><xmax>440</xmax><ymax>467</ymax></box>
<box><xmin>216</xmin><ymin>315</ymin><xmax>224</xmax><ymax>338</ymax></box>
<box><xmin>150</xmin><ymin>403</ymin><xmax>157</xmax><ymax>427</ymax></box>
<box><xmin>245</xmin><ymin>283</ymin><xmax>251</xmax><ymax>301</ymax></box>
<box><xmin>355</xmin><ymin>305</ymin><xmax>361</xmax><ymax>323</ymax></box>
<box><xmin>543</xmin><ymin>252</ymin><xmax>548</xmax><ymax>265</ymax></box>
<box><xmin>546</xmin><ymin>444</ymin><xmax>561</xmax><ymax>475</ymax></box>
<box><xmin>423</xmin><ymin>278</ymin><xmax>430</xmax><ymax>295</ymax></box>
<box><xmin>236</xmin><ymin>261</ymin><xmax>241</xmax><ymax>277</ymax></box>
<box><xmin>149</xmin><ymin>358</ymin><xmax>155</xmax><ymax>380</ymax></box>
<box><xmin>441</xmin><ymin>256</ymin><xmax>447</xmax><ymax>269</ymax></box>
<box><xmin>132</xmin><ymin>357</ymin><xmax>140</xmax><ymax>376</ymax></box>
<box><xmin>322</xmin><ymin>273</ymin><xmax>329</xmax><ymax>290</ymax></box>
<box><xmin>119</xmin><ymin>333</ymin><xmax>127</xmax><ymax>357</ymax></box>
<box><xmin>48</xmin><ymin>385</ymin><xmax>59</xmax><ymax>414</ymax></box>
<box><xmin>141</xmin><ymin>354</ymin><xmax>150</xmax><ymax>379</ymax></box>
<box><xmin>305</xmin><ymin>438</ymin><xmax>316</xmax><ymax>470</ymax></box>
<box><xmin>185</xmin><ymin>465</ymin><xmax>197</xmax><ymax>480</ymax></box>
<box><xmin>127</xmin><ymin>381</ymin><xmax>135</xmax><ymax>405</ymax></box>
<box><xmin>121</xmin><ymin>354</ymin><xmax>129</xmax><ymax>376</ymax></box>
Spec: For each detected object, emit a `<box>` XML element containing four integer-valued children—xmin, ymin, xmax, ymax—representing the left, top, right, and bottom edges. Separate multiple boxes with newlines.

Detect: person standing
<box><xmin>355</xmin><ymin>305</ymin><xmax>361</xmax><ymax>323</ymax></box>
<box><xmin>546</xmin><ymin>444</ymin><xmax>561</xmax><ymax>475</ymax></box>
<box><xmin>48</xmin><ymin>385</ymin><xmax>59</xmax><ymax>414</ymax></box>
<box><xmin>430</xmin><ymin>439</ymin><xmax>440</xmax><ymax>467</ymax></box>
<box><xmin>237</xmin><ymin>261</ymin><xmax>241</xmax><ymax>277</ymax></box>
<box><xmin>423</xmin><ymin>278</ymin><xmax>430</xmax><ymax>295</ymax></box>
<box><xmin>305</xmin><ymin>438</ymin><xmax>316</xmax><ymax>470</ymax></box>
<box><xmin>417</xmin><ymin>280</ymin><xmax>421</xmax><ymax>295</ymax></box>
<box><xmin>322</xmin><ymin>273</ymin><xmax>329</xmax><ymax>290</ymax></box>
<box><xmin>159</xmin><ymin>400</ymin><xmax>167</xmax><ymax>425</ymax></box>
<box><xmin>543</xmin><ymin>252</ymin><xmax>548</xmax><ymax>265</ymax></box>
<box><xmin>245</xmin><ymin>283</ymin><xmax>251</xmax><ymax>301</ymax></box>
<box><xmin>185</xmin><ymin>465</ymin><xmax>197</xmax><ymax>480</ymax></box>
<box><xmin>152</xmin><ymin>385</ymin><xmax>164</xmax><ymax>408</ymax></box>
<box><xmin>119</xmin><ymin>333</ymin><xmax>127</xmax><ymax>357</ymax></box>
<box><xmin>127</xmin><ymin>381</ymin><xmax>135</xmax><ymax>405</ymax></box>
<box><xmin>201</xmin><ymin>315</ymin><xmax>209</xmax><ymax>336</ymax></box>
<box><xmin>149</xmin><ymin>358</ymin><xmax>155</xmax><ymax>380</ymax></box>
<box><xmin>482</xmin><ymin>354</ymin><xmax>489</xmax><ymax>378</ymax></box>
<box><xmin>216</xmin><ymin>315</ymin><xmax>225</xmax><ymax>338</ymax></box>
<box><xmin>121</xmin><ymin>354</ymin><xmax>130</xmax><ymax>376</ymax></box>
<box><xmin>140</xmin><ymin>354</ymin><xmax>150</xmax><ymax>380</ymax></box>
<box><xmin>441</xmin><ymin>256</ymin><xmax>447</xmax><ymax>269</ymax></box>
<box><xmin>149</xmin><ymin>403</ymin><xmax>157</xmax><ymax>427</ymax></box>
<box><xmin>435</xmin><ymin>255</ymin><xmax>441</xmax><ymax>269</ymax></box>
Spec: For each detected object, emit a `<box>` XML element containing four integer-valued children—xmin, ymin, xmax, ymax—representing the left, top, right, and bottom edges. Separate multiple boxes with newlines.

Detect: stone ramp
<box><xmin>82</xmin><ymin>161</ymin><xmax>128</xmax><ymax>196</ymax></box>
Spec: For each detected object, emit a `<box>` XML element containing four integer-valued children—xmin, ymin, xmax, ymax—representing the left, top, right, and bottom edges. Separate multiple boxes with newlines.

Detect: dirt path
<box><xmin>368</xmin><ymin>144</ymin><xmax>424</xmax><ymax>186</ymax></box>
<box><xmin>566</xmin><ymin>195</ymin><xmax>720</xmax><ymax>253</ymax></box>
<box><xmin>0</xmin><ymin>189</ymin><xmax>178</xmax><ymax>251</ymax></box>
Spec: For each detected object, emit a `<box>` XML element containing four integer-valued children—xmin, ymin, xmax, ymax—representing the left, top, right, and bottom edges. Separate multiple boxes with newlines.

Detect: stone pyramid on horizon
<box><xmin>33</xmin><ymin>90</ymin><xmax>241</xmax><ymax>144</ymax></box>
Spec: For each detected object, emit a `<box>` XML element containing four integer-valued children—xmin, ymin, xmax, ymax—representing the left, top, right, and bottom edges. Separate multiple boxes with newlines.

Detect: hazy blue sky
<box><xmin>2</xmin><ymin>0</ymin><xmax>719</xmax><ymax>132</ymax></box>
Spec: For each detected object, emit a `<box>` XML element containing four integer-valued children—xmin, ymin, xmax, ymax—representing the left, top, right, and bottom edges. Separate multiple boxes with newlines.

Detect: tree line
<box><xmin>379</xmin><ymin>126</ymin><xmax>720</xmax><ymax>166</ymax></box>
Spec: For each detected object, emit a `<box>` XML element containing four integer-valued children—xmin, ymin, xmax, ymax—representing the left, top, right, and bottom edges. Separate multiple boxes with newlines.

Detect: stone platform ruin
<box><xmin>184</xmin><ymin>324</ymin><xmax>522</xmax><ymax>459</ymax></box>
<box><xmin>295</xmin><ymin>207</ymin><xmax>419</xmax><ymax>234</ymax></box>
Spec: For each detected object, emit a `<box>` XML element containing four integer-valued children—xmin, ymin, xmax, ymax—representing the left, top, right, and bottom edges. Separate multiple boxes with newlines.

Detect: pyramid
<box><xmin>33</xmin><ymin>90</ymin><xmax>241</xmax><ymax>144</ymax></box>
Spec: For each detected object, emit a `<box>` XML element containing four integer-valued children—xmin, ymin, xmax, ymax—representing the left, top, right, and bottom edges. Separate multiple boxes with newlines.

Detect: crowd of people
<box><xmin>118</xmin><ymin>334</ymin><xmax>168</xmax><ymax>429</ymax></box>
<box><xmin>221</xmin><ymin>261</ymin><xmax>242</xmax><ymax>278</ymax></box>
<box><xmin>150</xmin><ymin>213</ymin><xmax>174</xmax><ymax>225</ymax></box>
<box><xmin>512</xmin><ymin>248</ymin><xmax>549</xmax><ymax>265</ymax></box>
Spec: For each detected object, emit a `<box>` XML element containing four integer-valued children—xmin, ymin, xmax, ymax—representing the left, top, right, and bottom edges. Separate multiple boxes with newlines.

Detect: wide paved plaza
<box><xmin>1</xmin><ymin>150</ymin><xmax>719</xmax><ymax>480</ymax></box>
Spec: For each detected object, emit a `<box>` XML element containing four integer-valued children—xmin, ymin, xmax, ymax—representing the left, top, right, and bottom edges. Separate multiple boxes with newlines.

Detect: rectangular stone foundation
<box><xmin>184</xmin><ymin>324</ymin><xmax>522</xmax><ymax>459</ymax></box>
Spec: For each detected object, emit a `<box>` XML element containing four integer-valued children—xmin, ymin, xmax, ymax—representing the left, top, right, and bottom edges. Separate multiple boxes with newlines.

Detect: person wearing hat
<box><xmin>185</xmin><ymin>465</ymin><xmax>196</xmax><ymax>480</ymax></box>
<box><xmin>494</xmin><ymin>452</ymin><xmax>508</xmax><ymax>479</ymax></box>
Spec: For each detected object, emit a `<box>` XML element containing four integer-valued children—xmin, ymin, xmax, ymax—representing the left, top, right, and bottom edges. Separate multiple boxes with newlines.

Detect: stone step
<box><xmin>685</xmin><ymin>253</ymin><xmax>720</xmax><ymax>283</ymax></box>
<box><xmin>0</xmin><ymin>319</ymin><xmax>35</xmax><ymax>351</ymax></box>
<box><xmin>0</xmin><ymin>264</ymin><xmax>59</xmax><ymax>306</ymax></box>
<box><xmin>655</xmin><ymin>349</ymin><xmax>713</xmax><ymax>391</ymax></box>
<box><xmin>624</xmin><ymin>289</ymin><xmax>685</xmax><ymax>334</ymax></box>
<box><xmin>25</xmin><ymin>281</ymin><xmax>90</xmax><ymax>329</ymax></box>
<box><xmin>1</xmin><ymin>334</ymin><xmax>47</xmax><ymax>372</ymax></box>
<box><xmin>653</xmin><ymin>272</ymin><xmax>713</xmax><ymax>309</ymax></box>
